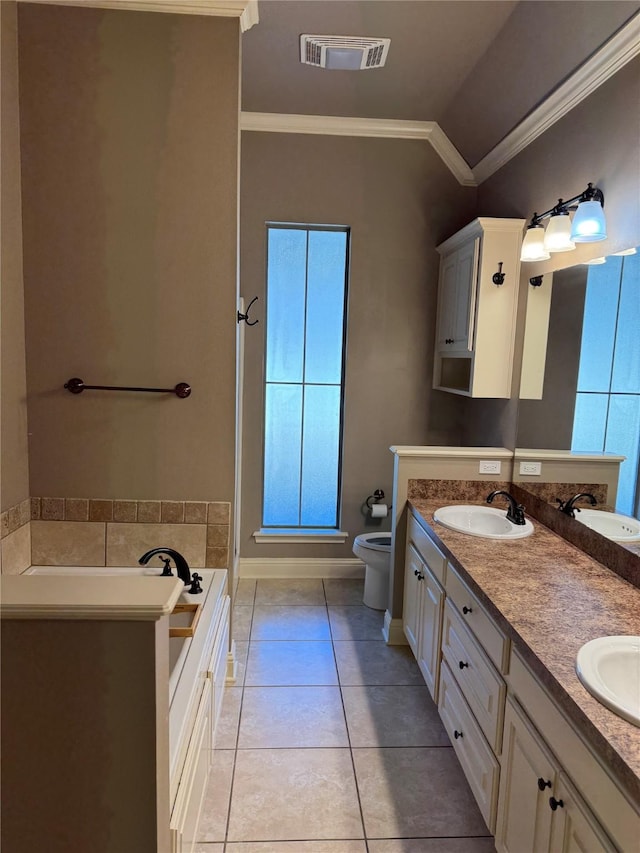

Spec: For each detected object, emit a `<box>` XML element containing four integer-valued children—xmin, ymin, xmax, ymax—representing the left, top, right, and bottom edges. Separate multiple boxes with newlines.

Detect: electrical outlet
<box><xmin>479</xmin><ymin>460</ymin><xmax>501</xmax><ymax>474</ymax></box>
<box><xmin>519</xmin><ymin>461</ymin><xmax>542</xmax><ymax>476</ymax></box>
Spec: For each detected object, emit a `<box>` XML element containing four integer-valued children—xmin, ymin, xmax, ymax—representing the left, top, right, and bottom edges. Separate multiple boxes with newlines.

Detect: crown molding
<box><xmin>472</xmin><ymin>13</ymin><xmax>640</xmax><ymax>183</ymax></box>
<box><xmin>19</xmin><ymin>0</ymin><xmax>260</xmax><ymax>30</ymax></box>
<box><xmin>240</xmin><ymin>112</ymin><xmax>476</xmax><ymax>186</ymax></box>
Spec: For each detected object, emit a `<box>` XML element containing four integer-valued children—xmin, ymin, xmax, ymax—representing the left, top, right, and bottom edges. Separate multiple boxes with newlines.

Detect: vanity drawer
<box><xmin>438</xmin><ymin>660</ymin><xmax>499</xmax><ymax>833</ymax></box>
<box><xmin>445</xmin><ymin>563</ymin><xmax>508</xmax><ymax>671</ymax></box>
<box><xmin>441</xmin><ymin>599</ymin><xmax>506</xmax><ymax>753</ymax></box>
<box><xmin>408</xmin><ymin>512</ymin><xmax>446</xmax><ymax>585</ymax></box>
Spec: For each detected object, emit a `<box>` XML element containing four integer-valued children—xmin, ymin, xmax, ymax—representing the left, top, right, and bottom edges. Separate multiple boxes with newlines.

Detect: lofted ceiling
<box><xmin>242</xmin><ymin>1</ymin><xmax>640</xmax><ymax>169</ymax></box>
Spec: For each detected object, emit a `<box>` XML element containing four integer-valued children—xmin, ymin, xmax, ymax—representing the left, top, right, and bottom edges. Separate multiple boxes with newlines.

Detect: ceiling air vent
<box><xmin>300</xmin><ymin>35</ymin><xmax>391</xmax><ymax>71</ymax></box>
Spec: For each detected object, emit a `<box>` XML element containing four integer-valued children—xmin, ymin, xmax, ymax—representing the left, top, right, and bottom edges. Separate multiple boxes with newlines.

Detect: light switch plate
<box><xmin>519</xmin><ymin>461</ymin><xmax>542</xmax><ymax>476</ymax></box>
<box><xmin>479</xmin><ymin>460</ymin><xmax>502</xmax><ymax>474</ymax></box>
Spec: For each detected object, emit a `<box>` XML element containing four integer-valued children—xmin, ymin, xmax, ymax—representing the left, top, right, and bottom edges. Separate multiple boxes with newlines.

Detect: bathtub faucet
<box><xmin>138</xmin><ymin>547</ymin><xmax>192</xmax><ymax>586</ymax></box>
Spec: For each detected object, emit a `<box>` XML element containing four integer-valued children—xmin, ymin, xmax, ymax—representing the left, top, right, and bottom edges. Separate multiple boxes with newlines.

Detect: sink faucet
<box><xmin>555</xmin><ymin>493</ymin><xmax>597</xmax><ymax>518</ymax></box>
<box><xmin>486</xmin><ymin>490</ymin><xmax>526</xmax><ymax>525</ymax></box>
<box><xmin>138</xmin><ymin>547</ymin><xmax>192</xmax><ymax>586</ymax></box>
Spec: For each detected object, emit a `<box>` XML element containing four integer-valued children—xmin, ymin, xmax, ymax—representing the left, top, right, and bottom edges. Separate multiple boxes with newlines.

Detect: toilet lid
<box><xmin>367</xmin><ymin>536</ymin><xmax>391</xmax><ymax>546</ymax></box>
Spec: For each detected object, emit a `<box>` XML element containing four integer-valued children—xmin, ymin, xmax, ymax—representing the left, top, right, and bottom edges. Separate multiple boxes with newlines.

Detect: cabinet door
<box><xmin>416</xmin><ymin>569</ymin><xmax>444</xmax><ymax>700</ymax></box>
<box><xmin>436</xmin><ymin>253</ymin><xmax>458</xmax><ymax>349</ymax></box>
<box><xmin>403</xmin><ymin>542</ymin><xmax>423</xmax><ymax>656</ymax></box>
<box><xmin>451</xmin><ymin>237</ymin><xmax>479</xmax><ymax>352</ymax></box>
<box><xmin>495</xmin><ymin>697</ymin><xmax>555</xmax><ymax>853</ymax></box>
<box><xmin>548</xmin><ymin>773</ymin><xmax>616</xmax><ymax>853</ymax></box>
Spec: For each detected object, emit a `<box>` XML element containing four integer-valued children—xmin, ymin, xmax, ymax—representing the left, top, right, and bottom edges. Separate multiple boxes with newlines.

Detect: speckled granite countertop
<box><xmin>408</xmin><ymin>499</ymin><xmax>640</xmax><ymax>805</ymax></box>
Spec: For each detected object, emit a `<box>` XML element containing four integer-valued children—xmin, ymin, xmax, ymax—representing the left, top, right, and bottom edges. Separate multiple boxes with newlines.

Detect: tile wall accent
<box><xmin>512</xmin><ymin>482</ymin><xmax>609</xmax><ymax>506</ymax></box>
<box><xmin>0</xmin><ymin>498</ymin><xmax>32</xmax><ymax>574</ymax></box>
<box><xmin>407</xmin><ymin>479</ymin><xmax>512</xmax><ymax>502</ymax></box>
<box><xmin>8</xmin><ymin>498</ymin><xmax>231</xmax><ymax>570</ymax></box>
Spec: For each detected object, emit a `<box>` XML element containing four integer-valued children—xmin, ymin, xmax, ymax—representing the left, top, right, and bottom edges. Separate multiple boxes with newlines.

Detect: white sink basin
<box><xmin>574</xmin><ymin>509</ymin><xmax>640</xmax><ymax>542</ymax></box>
<box><xmin>576</xmin><ymin>636</ymin><xmax>640</xmax><ymax>726</ymax></box>
<box><xmin>433</xmin><ymin>505</ymin><xmax>534</xmax><ymax>540</ymax></box>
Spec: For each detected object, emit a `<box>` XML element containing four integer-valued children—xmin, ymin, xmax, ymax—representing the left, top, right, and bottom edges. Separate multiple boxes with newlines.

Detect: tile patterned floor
<box><xmin>196</xmin><ymin>578</ymin><xmax>495</xmax><ymax>853</ymax></box>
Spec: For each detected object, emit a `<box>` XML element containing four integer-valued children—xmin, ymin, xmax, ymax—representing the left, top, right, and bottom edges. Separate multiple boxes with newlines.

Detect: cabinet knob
<box><xmin>453</xmin><ymin>730</ymin><xmax>463</xmax><ymax>739</ymax></box>
<box><xmin>416</xmin><ymin>572</ymin><xmax>424</xmax><ymax>581</ymax></box>
<box><xmin>458</xmin><ymin>661</ymin><xmax>469</xmax><ymax>670</ymax></box>
<box><xmin>537</xmin><ymin>778</ymin><xmax>552</xmax><ymax>792</ymax></box>
<box><xmin>462</xmin><ymin>605</ymin><xmax>473</xmax><ymax>615</ymax></box>
<box><xmin>445</xmin><ymin>337</ymin><xmax>454</xmax><ymax>344</ymax></box>
<box><xmin>549</xmin><ymin>797</ymin><xmax>564</xmax><ymax>811</ymax></box>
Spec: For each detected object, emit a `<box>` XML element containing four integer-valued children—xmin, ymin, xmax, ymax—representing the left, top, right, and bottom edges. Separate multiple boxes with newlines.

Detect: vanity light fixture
<box><xmin>585</xmin><ymin>257</ymin><xmax>607</xmax><ymax>265</ymax></box>
<box><xmin>520</xmin><ymin>183</ymin><xmax>606</xmax><ymax>262</ymax></box>
<box><xmin>612</xmin><ymin>247</ymin><xmax>637</xmax><ymax>256</ymax></box>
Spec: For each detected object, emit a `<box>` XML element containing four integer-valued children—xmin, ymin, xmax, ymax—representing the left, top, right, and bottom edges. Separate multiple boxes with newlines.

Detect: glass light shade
<box><xmin>612</xmin><ymin>247</ymin><xmax>637</xmax><ymax>256</ymax></box>
<box><xmin>520</xmin><ymin>225</ymin><xmax>550</xmax><ymax>262</ymax></box>
<box><xmin>585</xmin><ymin>257</ymin><xmax>606</xmax><ymax>265</ymax></box>
<box><xmin>570</xmin><ymin>200</ymin><xmax>607</xmax><ymax>242</ymax></box>
<box><xmin>543</xmin><ymin>214</ymin><xmax>575</xmax><ymax>253</ymax></box>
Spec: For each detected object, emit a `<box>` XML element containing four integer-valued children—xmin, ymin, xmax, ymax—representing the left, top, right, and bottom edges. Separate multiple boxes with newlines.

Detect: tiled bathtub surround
<box><xmin>0</xmin><ymin>498</ymin><xmax>32</xmax><ymax>574</ymax></box>
<box><xmin>28</xmin><ymin>498</ymin><xmax>231</xmax><ymax>569</ymax></box>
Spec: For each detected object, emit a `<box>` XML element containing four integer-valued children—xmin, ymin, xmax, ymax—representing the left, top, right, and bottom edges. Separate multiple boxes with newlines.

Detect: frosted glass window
<box><xmin>576</xmin><ymin>257</ymin><xmax>621</xmax><ymax>392</ymax></box>
<box><xmin>262</xmin><ymin>225</ymin><xmax>349</xmax><ymax>529</ymax></box>
<box><xmin>611</xmin><ymin>251</ymin><xmax>640</xmax><ymax>394</ymax></box>
<box><xmin>572</xmin><ymin>249</ymin><xmax>640</xmax><ymax>516</ymax></box>
<box><xmin>605</xmin><ymin>395</ymin><xmax>640</xmax><ymax>516</ymax></box>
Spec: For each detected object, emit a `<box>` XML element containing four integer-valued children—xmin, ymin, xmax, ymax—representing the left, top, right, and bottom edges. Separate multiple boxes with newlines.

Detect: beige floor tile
<box><xmin>214</xmin><ymin>687</ymin><xmax>243</xmax><ymax>748</ymax></box>
<box><xmin>227</xmin><ymin>748</ymin><xmax>364</xmax><ymax>842</ymax></box>
<box><xmin>226</xmin><ymin>842</ymin><xmax>367</xmax><ymax>852</ymax></box>
<box><xmin>342</xmin><ymin>685</ymin><xmax>450</xmax><ymax>747</ymax></box>
<box><xmin>255</xmin><ymin>578</ymin><xmax>325</xmax><ymax>605</ymax></box>
<box><xmin>334</xmin><ymin>642</ymin><xmax>424</xmax><ymax>686</ymax></box>
<box><xmin>368</xmin><ymin>839</ymin><xmax>495</xmax><ymax>852</ymax></box>
<box><xmin>238</xmin><ymin>686</ymin><xmax>348</xmax><ymax>748</ymax></box>
<box><xmin>323</xmin><ymin>577</ymin><xmax>365</xmax><ymax>605</ymax></box>
<box><xmin>233</xmin><ymin>641</ymin><xmax>248</xmax><ymax>686</ymax></box>
<box><xmin>328</xmin><ymin>605</ymin><xmax>385</xmax><ymax>641</ymax></box>
<box><xmin>194</xmin><ymin>845</ymin><xmax>224</xmax><ymax>852</ymax></box>
<box><xmin>233</xmin><ymin>606</ymin><xmax>253</xmax><ymax>641</ymax></box>
<box><xmin>245</xmin><ymin>641</ymin><xmax>338</xmax><ymax>686</ymax></box>
<box><xmin>198</xmin><ymin>750</ymin><xmax>235</xmax><ymax>841</ymax></box>
<box><xmin>251</xmin><ymin>605</ymin><xmax>331</xmax><ymax>641</ymax></box>
<box><xmin>235</xmin><ymin>578</ymin><xmax>256</xmax><ymax>605</ymax></box>
<box><xmin>353</xmin><ymin>747</ymin><xmax>488</xmax><ymax>838</ymax></box>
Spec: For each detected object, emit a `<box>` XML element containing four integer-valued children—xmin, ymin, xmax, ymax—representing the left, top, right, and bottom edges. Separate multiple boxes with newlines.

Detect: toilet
<box><xmin>352</xmin><ymin>532</ymin><xmax>392</xmax><ymax>610</ymax></box>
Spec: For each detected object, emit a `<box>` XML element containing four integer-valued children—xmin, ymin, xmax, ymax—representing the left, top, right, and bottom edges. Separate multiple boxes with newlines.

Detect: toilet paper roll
<box><xmin>370</xmin><ymin>503</ymin><xmax>388</xmax><ymax>518</ymax></box>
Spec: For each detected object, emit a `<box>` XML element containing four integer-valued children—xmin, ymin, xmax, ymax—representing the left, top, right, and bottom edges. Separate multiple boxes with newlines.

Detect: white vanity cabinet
<box><xmin>403</xmin><ymin>513</ymin><xmax>446</xmax><ymax>700</ymax></box>
<box><xmin>433</xmin><ymin>217</ymin><xmax>525</xmax><ymax>398</ymax></box>
<box><xmin>496</xmin><ymin>696</ymin><xmax>615</xmax><ymax>853</ymax></box>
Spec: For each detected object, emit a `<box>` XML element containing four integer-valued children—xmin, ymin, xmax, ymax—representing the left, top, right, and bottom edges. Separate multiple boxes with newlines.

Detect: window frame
<box><xmin>260</xmin><ymin>222</ymin><xmax>351</xmax><ymax>532</ymax></box>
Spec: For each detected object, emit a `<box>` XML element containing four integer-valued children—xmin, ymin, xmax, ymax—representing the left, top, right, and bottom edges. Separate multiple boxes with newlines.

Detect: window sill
<box><xmin>252</xmin><ymin>529</ymin><xmax>350</xmax><ymax>544</ymax></box>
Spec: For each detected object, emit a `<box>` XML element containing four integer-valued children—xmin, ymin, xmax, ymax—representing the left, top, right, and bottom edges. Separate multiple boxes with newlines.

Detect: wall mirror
<box><xmin>515</xmin><ymin>246</ymin><xmax>640</xmax><ymax>522</ymax></box>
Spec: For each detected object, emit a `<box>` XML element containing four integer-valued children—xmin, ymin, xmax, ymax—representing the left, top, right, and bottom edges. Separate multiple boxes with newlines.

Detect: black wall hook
<box><xmin>529</xmin><ymin>275</ymin><xmax>544</xmax><ymax>287</ymax></box>
<box><xmin>492</xmin><ymin>262</ymin><xmax>505</xmax><ymax>285</ymax></box>
<box><xmin>238</xmin><ymin>296</ymin><xmax>259</xmax><ymax>326</ymax></box>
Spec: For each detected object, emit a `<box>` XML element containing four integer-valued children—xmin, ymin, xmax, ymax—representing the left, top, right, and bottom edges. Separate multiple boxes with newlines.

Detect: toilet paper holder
<box><xmin>366</xmin><ymin>489</ymin><xmax>385</xmax><ymax>508</ymax></box>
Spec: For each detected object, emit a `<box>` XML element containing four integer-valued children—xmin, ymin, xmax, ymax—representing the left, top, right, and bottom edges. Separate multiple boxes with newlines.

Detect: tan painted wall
<box><xmin>18</xmin><ymin>5</ymin><xmax>239</xmax><ymax>504</ymax></box>
<box><xmin>1</xmin><ymin>2</ymin><xmax>30</xmax><ymax>512</ymax></box>
<box><xmin>239</xmin><ymin>132</ymin><xmax>475</xmax><ymax>557</ymax></box>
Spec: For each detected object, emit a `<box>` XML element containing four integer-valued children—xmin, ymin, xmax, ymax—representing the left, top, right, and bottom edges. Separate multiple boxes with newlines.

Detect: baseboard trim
<box><xmin>383</xmin><ymin>612</ymin><xmax>407</xmax><ymax>645</ymax></box>
<box><xmin>237</xmin><ymin>557</ymin><xmax>365</xmax><ymax>578</ymax></box>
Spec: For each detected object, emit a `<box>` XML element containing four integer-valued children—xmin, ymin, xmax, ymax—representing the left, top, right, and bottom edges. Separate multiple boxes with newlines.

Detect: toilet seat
<box><xmin>353</xmin><ymin>533</ymin><xmax>391</xmax><ymax>552</ymax></box>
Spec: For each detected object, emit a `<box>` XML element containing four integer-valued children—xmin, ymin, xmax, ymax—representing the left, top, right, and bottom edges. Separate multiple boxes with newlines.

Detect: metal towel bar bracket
<box><xmin>64</xmin><ymin>377</ymin><xmax>191</xmax><ymax>398</ymax></box>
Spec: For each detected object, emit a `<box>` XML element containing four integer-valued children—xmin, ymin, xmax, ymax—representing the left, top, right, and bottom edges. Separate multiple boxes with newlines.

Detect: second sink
<box><xmin>574</xmin><ymin>509</ymin><xmax>640</xmax><ymax>542</ymax></box>
<box><xmin>576</xmin><ymin>636</ymin><xmax>640</xmax><ymax>727</ymax></box>
<box><xmin>433</xmin><ymin>505</ymin><xmax>534</xmax><ymax>540</ymax></box>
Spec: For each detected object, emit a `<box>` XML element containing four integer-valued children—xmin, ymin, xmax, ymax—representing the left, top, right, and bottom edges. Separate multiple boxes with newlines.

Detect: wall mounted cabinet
<box><xmin>433</xmin><ymin>218</ymin><xmax>525</xmax><ymax>398</ymax></box>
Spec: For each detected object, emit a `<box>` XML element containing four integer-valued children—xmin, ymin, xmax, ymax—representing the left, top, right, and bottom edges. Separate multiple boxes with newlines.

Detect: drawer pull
<box><xmin>462</xmin><ymin>605</ymin><xmax>473</xmax><ymax>615</ymax></box>
<box><xmin>549</xmin><ymin>797</ymin><xmax>564</xmax><ymax>811</ymax></box>
<box><xmin>453</xmin><ymin>729</ymin><xmax>463</xmax><ymax>739</ymax></box>
<box><xmin>458</xmin><ymin>661</ymin><xmax>469</xmax><ymax>670</ymax></box>
<box><xmin>414</xmin><ymin>569</ymin><xmax>424</xmax><ymax>580</ymax></box>
<box><xmin>537</xmin><ymin>778</ymin><xmax>552</xmax><ymax>791</ymax></box>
